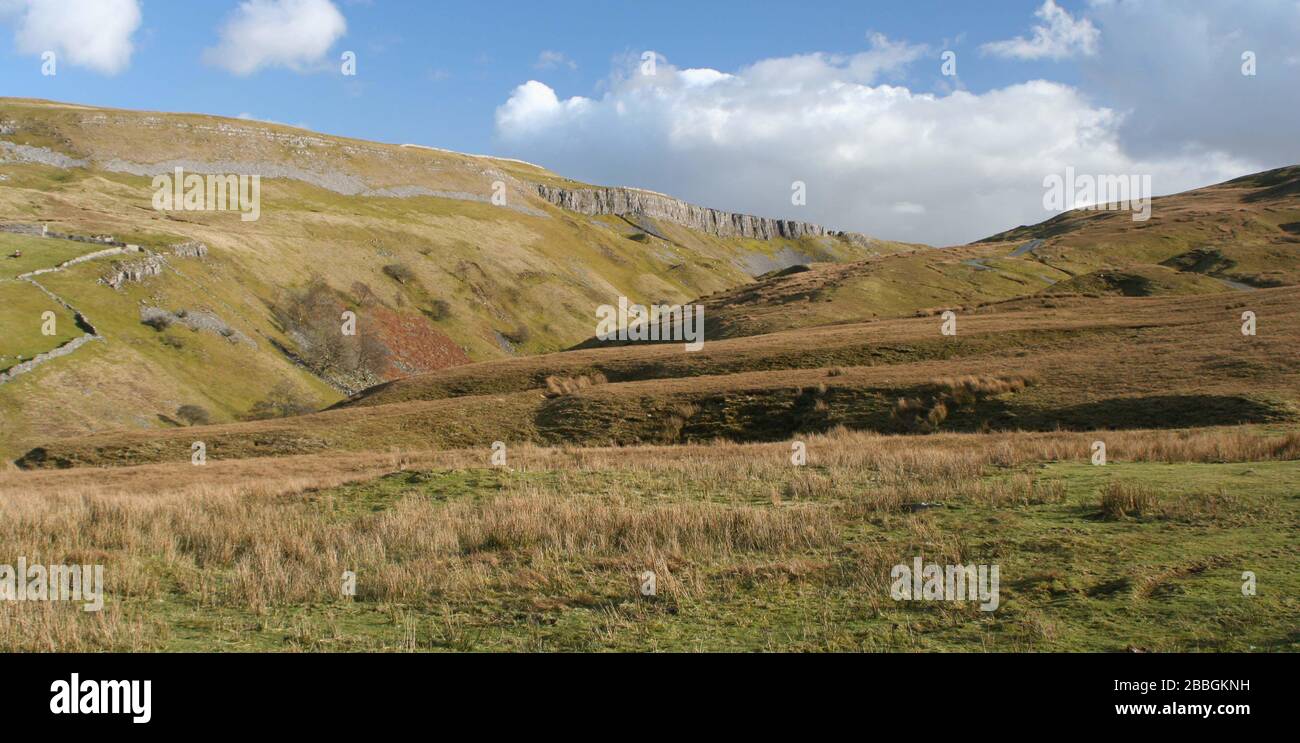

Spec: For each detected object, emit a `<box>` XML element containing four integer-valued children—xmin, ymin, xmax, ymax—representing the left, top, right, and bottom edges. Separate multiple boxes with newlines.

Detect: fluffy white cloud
<box><xmin>981</xmin><ymin>0</ymin><xmax>1099</xmax><ymax>60</ymax></box>
<box><xmin>496</xmin><ymin>80</ymin><xmax>593</xmax><ymax>137</ymax></box>
<box><xmin>204</xmin><ymin>0</ymin><xmax>346</xmax><ymax>75</ymax></box>
<box><xmin>494</xmin><ymin>48</ymin><xmax>1252</xmax><ymax>246</ymax></box>
<box><xmin>0</xmin><ymin>0</ymin><xmax>141</xmax><ymax>74</ymax></box>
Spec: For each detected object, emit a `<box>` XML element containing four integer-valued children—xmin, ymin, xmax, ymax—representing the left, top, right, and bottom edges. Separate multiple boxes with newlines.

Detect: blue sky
<box><xmin>0</xmin><ymin>1</ymin><xmax>1082</xmax><ymax>151</ymax></box>
<box><xmin>2</xmin><ymin>0</ymin><xmax>1298</xmax><ymax>243</ymax></box>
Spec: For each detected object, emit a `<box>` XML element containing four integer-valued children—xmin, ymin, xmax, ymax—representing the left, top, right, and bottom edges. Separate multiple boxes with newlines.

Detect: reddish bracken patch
<box><xmin>367</xmin><ymin>306</ymin><xmax>470</xmax><ymax>379</ymax></box>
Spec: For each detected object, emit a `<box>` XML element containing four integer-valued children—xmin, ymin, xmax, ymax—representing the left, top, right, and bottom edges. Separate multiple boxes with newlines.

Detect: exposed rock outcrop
<box><xmin>170</xmin><ymin>241</ymin><xmax>209</xmax><ymax>259</ymax></box>
<box><xmin>534</xmin><ymin>184</ymin><xmax>868</xmax><ymax>242</ymax></box>
<box><xmin>101</xmin><ymin>254</ymin><xmax>165</xmax><ymax>289</ymax></box>
<box><xmin>139</xmin><ymin>305</ymin><xmax>256</xmax><ymax>348</ymax></box>
<box><xmin>0</xmin><ymin>140</ymin><xmax>88</xmax><ymax>169</ymax></box>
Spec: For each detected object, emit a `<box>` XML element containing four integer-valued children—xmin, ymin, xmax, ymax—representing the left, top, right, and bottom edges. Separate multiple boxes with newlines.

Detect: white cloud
<box><xmin>203</xmin><ymin>0</ymin><xmax>346</xmax><ymax>75</ymax></box>
<box><xmin>851</xmin><ymin>32</ymin><xmax>930</xmax><ymax>80</ymax></box>
<box><xmin>0</xmin><ymin>0</ymin><xmax>141</xmax><ymax>74</ymax></box>
<box><xmin>981</xmin><ymin>0</ymin><xmax>1099</xmax><ymax>60</ymax></box>
<box><xmin>678</xmin><ymin>68</ymin><xmax>732</xmax><ymax>88</ymax></box>
<box><xmin>534</xmin><ymin>50</ymin><xmax>576</xmax><ymax>71</ymax></box>
<box><xmin>494</xmin><ymin>47</ymin><xmax>1253</xmax><ymax>245</ymax></box>
<box><xmin>496</xmin><ymin>80</ymin><xmax>593</xmax><ymax>137</ymax></box>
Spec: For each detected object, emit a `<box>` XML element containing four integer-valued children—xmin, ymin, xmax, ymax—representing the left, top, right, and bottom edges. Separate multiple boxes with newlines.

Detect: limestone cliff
<box><xmin>534</xmin><ymin>184</ymin><xmax>868</xmax><ymax>242</ymax></box>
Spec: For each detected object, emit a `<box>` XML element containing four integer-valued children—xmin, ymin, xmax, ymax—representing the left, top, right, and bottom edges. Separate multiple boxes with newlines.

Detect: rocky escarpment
<box><xmin>534</xmin><ymin>184</ymin><xmax>868</xmax><ymax>242</ymax></box>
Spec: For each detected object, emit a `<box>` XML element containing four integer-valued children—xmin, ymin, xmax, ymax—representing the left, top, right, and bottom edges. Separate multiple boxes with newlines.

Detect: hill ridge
<box><xmin>1</xmin><ymin>96</ymin><xmax>872</xmax><ymax>239</ymax></box>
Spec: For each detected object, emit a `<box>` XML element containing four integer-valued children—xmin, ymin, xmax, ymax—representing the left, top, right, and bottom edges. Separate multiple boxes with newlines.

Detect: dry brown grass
<box><xmin>347</xmin><ymin>286</ymin><xmax>1300</xmax><ymax>407</ymax></box>
<box><xmin>1099</xmin><ymin>482</ymin><xmax>1159</xmax><ymax>520</ymax></box>
<box><xmin>892</xmin><ymin>374</ymin><xmax>1038</xmax><ymax>432</ymax></box>
<box><xmin>5</xmin><ymin>425</ymin><xmax>1295</xmax><ymax>502</ymax></box>
<box><xmin>1099</xmin><ymin>481</ymin><xmax>1258</xmax><ymax>523</ymax></box>
<box><xmin>0</xmin><ymin>452</ymin><xmax>838</xmax><ymax>648</ymax></box>
<box><xmin>933</xmin><ymin>373</ymin><xmax>1038</xmax><ymax>402</ymax></box>
<box><xmin>0</xmin><ymin>601</ymin><xmax>159</xmax><ymax>652</ymax></box>
<box><xmin>1</xmin><ymin>425</ymin><xmax>1294</xmax><ymax>650</ymax></box>
<box><xmin>543</xmin><ymin>372</ymin><xmax>608</xmax><ymax>398</ymax></box>
<box><xmin>18</xmin><ymin>285</ymin><xmax>1300</xmax><ymax>468</ymax></box>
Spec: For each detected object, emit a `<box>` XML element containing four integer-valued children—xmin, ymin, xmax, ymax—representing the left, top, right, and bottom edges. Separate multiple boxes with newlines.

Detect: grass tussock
<box><xmin>893</xmin><ymin>374</ymin><xmax>1038</xmax><ymax>432</ymax></box>
<box><xmin>933</xmin><ymin>373</ymin><xmax>1038</xmax><ymax>402</ymax></box>
<box><xmin>1099</xmin><ymin>482</ymin><xmax>1159</xmax><ymax>520</ymax></box>
<box><xmin>0</xmin><ymin>602</ymin><xmax>159</xmax><ymax>652</ymax></box>
<box><xmin>543</xmin><ymin>372</ymin><xmax>608</xmax><ymax>397</ymax></box>
<box><xmin>1099</xmin><ymin>481</ymin><xmax>1260</xmax><ymax>523</ymax></box>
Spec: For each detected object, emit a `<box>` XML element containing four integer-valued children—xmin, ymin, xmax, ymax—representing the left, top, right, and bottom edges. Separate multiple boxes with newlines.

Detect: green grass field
<box><xmin>0</xmin><ymin>232</ymin><xmax>98</xmax><ymax>276</ymax></box>
<box><xmin>0</xmin><ymin>280</ymin><xmax>80</xmax><ymax>366</ymax></box>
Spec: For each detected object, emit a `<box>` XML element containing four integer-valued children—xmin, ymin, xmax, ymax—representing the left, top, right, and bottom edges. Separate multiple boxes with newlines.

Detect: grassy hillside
<box><xmin>982</xmin><ymin>166</ymin><xmax>1300</xmax><ymax>287</ymax></box>
<box><xmin>0</xmin><ymin>97</ymin><xmax>894</xmax><ymax>454</ymax></box>
<box><xmin>6</xmin><ymin>98</ymin><xmax>1297</xmax><ymax>452</ymax></box>
<box><xmin>681</xmin><ymin>166</ymin><xmax>1300</xmax><ymax>340</ymax></box>
<box><xmin>19</xmin><ymin>286</ymin><xmax>1298</xmax><ymax>468</ymax></box>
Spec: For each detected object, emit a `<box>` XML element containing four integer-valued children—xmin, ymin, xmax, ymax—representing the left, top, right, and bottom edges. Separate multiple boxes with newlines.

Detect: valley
<box><xmin>1</xmin><ymin>97</ymin><xmax>1297</xmax><ymax>652</ymax></box>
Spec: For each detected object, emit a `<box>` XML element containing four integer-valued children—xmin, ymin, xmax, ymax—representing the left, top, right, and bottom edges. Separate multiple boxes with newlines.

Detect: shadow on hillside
<box><xmin>1037</xmin><ymin>394</ymin><xmax>1290</xmax><ymax>431</ymax></box>
<box><xmin>534</xmin><ymin>390</ymin><xmax>1290</xmax><ymax>447</ymax></box>
<box><xmin>15</xmin><ymin>447</ymin><xmax>74</xmax><ymax>469</ymax></box>
<box><xmin>15</xmin><ymin>391</ymin><xmax>1290</xmax><ymax>470</ymax></box>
